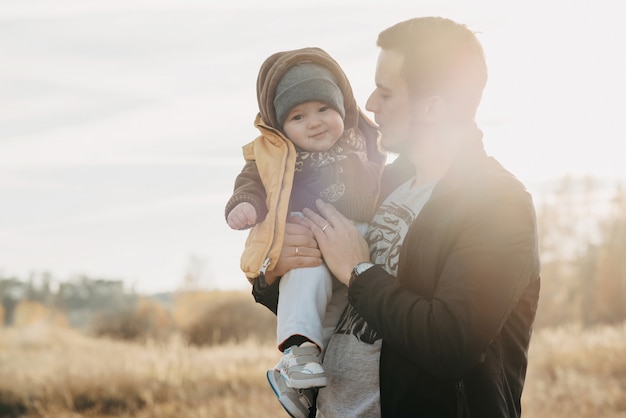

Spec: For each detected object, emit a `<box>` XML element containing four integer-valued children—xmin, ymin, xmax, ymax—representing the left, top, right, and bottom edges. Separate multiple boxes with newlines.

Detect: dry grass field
<box><xmin>523</xmin><ymin>323</ymin><xmax>626</xmax><ymax>418</ymax></box>
<box><xmin>1</xmin><ymin>304</ymin><xmax>625</xmax><ymax>417</ymax></box>
<box><xmin>0</xmin><ymin>325</ymin><xmax>284</xmax><ymax>417</ymax></box>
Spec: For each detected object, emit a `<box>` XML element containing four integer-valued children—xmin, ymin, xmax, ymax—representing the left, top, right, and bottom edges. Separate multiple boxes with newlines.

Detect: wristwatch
<box><xmin>349</xmin><ymin>262</ymin><xmax>375</xmax><ymax>288</ymax></box>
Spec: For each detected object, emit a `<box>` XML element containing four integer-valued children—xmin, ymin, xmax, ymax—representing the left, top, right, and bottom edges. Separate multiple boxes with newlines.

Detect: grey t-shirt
<box><xmin>316</xmin><ymin>178</ymin><xmax>436</xmax><ymax>417</ymax></box>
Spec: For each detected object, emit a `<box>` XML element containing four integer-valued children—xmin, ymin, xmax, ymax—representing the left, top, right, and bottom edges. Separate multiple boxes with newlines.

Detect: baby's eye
<box><xmin>291</xmin><ymin>114</ymin><xmax>303</xmax><ymax>121</ymax></box>
<box><xmin>319</xmin><ymin>106</ymin><xmax>329</xmax><ymax>112</ymax></box>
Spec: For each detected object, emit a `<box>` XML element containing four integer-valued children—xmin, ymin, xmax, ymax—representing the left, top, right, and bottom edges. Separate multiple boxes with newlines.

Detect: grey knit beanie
<box><xmin>274</xmin><ymin>63</ymin><xmax>345</xmax><ymax>127</ymax></box>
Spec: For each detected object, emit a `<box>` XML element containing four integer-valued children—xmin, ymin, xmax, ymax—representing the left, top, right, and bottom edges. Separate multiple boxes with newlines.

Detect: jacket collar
<box><xmin>432</xmin><ymin>124</ymin><xmax>487</xmax><ymax>195</ymax></box>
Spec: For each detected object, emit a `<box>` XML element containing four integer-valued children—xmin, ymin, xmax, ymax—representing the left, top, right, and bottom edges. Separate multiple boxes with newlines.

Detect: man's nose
<box><xmin>365</xmin><ymin>92</ymin><xmax>378</xmax><ymax>113</ymax></box>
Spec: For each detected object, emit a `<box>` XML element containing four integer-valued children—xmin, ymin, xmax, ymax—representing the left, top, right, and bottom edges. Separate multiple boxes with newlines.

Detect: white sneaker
<box><xmin>280</xmin><ymin>342</ymin><xmax>327</xmax><ymax>389</ymax></box>
<box><xmin>266</xmin><ymin>369</ymin><xmax>315</xmax><ymax>418</ymax></box>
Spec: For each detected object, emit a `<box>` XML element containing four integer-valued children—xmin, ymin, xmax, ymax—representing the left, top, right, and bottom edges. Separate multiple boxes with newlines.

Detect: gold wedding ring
<box><xmin>322</xmin><ymin>223</ymin><xmax>330</xmax><ymax>232</ymax></box>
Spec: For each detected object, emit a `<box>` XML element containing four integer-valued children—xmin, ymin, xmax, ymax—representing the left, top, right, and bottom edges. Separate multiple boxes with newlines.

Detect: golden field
<box><xmin>2</xmin><ymin>175</ymin><xmax>625</xmax><ymax>416</ymax></box>
<box><xmin>0</xmin><ymin>324</ymin><xmax>284</xmax><ymax>417</ymax></box>
<box><xmin>1</xmin><ymin>318</ymin><xmax>625</xmax><ymax>417</ymax></box>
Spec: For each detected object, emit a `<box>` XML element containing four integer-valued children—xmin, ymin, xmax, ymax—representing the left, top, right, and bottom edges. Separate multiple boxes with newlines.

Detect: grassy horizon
<box><xmin>1</xmin><ymin>319</ymin><xmax>625</xmax><ymax>417</ymax></box>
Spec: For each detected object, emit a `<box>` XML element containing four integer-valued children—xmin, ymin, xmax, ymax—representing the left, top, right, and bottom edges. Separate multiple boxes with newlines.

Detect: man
<box><xmin>255</xmin><ymin>16</ymin><xmax>541</xmax><ymax>418</ymax></box>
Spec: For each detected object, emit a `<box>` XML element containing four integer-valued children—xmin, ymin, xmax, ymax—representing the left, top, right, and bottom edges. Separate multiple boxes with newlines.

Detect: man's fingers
<box><xmin>285</xmin><ymin>218</ymin><xmax>314</xmax><ymax>236</ymax></box>
<box><xmin>284</xmin><ymin>227</ymin><xmax>317</xmax><ymax>247</ymax></box>
<box><xmin>302</xmin><ymin>207</ymin><xmax>328</xmax><ymax>230</ymax></box>
<box><xmin>283</xmin><ymin>218</ymin><xmax>320</xmax><ymax>258</ymax></box>
<box><xmin>287</xmin><ymin>215</ymin><xmax>310</xmax><ymax>226</ymax></box>
<box><xmin>314</xmin><ymin>199</ymin><xmax>351</xmax><ymax>228</ymax></box>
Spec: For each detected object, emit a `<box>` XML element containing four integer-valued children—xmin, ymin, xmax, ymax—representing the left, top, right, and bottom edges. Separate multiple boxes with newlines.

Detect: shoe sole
<box><xmin>280</xmin><ymin>369</ymin><xmax>328</xmax><ymax>389</ymax></box>
<box><xmin>266</xmin><ymin>370</ymin><xmax>310</xmax><ymax>418</ymax></box>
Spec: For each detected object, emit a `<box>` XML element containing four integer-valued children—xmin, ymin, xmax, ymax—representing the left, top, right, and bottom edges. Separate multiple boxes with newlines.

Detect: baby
<box><xmin>225</xmin><ymin>47</ymin><xmax>383</xmax><ymax>418</ymax></box>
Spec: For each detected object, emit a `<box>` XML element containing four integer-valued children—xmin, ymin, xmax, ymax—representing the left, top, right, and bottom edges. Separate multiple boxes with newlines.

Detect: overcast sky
<box><xmin>1</xmin><ymin>0</ymin><xmax>624</xmax><ymax>293</ymax></box>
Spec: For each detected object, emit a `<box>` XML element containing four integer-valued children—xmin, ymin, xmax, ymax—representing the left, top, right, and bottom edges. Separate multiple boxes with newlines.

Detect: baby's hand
<box><xmin>227</xmin><ymin>202</ymin><xmax>257</xmax><ymax>230</ymax></box>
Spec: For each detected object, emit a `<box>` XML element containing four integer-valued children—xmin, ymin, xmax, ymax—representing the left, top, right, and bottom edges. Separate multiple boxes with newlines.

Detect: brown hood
<box><xmin>257</xmin><ymin>47</ymin><xmax>359</xmax><ymax>131</ymax></box>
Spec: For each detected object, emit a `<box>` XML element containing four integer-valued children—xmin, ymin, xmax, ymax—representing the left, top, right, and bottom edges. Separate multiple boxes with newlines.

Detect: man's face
<box><xmin>365</xmin><ymin>50</ymin><xmax>412</xmax><ymax>154</ymax></box>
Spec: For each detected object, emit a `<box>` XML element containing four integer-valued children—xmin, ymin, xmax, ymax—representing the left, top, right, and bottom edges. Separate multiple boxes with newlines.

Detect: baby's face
<box><xmin>282</xmin><ymin>101</ymin><xmax>344</xmax><ymax>152</ymax></box>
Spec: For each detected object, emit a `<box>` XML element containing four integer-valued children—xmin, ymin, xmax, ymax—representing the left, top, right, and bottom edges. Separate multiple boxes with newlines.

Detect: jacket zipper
<box><xmin>259</xmin><ymin>256</ymin><xmax>271</xmax><ymax>275</ymax></box>
<box><xmin>456</xmin><ymin>380</ymin><xmax>471</xmax><ymax>418</ymax></box>
<box><xmin>258</xmin><ymin>125</ymin><xmax>292</xmax><ymax>282</ymax></box>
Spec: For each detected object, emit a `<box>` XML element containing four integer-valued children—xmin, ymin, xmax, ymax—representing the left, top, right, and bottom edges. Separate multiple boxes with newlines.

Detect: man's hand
<box><xmin>303</xmin><ymin>200</ymin><xmax>370</xmax><ymax>286</ymax></box>
<box><xmin>264</xmin><ymin>215</ymin><xmax>323</xmax><ymax>285</ymax></box>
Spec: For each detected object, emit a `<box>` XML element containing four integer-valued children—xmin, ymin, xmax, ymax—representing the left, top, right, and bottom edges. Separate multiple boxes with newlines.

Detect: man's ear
<box><xmin>410</xmin><ymin>95</ymin><xmax>440</xmax><ymax>123</ymax></box>
<box><xmin>422</xmin><ymin>95</ymin><xmax>446</xmax><ymax>121</ymax></box>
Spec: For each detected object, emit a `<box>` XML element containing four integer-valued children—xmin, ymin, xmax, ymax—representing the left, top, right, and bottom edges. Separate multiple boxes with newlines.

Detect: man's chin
<box><xmin>381</xmin><ymin>139</ymin><xmax>405</xmax><ymax>155</ymax></box>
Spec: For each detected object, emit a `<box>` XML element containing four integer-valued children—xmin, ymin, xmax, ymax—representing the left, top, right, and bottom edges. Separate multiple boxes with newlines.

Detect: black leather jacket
<box><xmin>254</xmin><ymin>134</ymin><xmax>541</xmax><ymax>417</ymax></box>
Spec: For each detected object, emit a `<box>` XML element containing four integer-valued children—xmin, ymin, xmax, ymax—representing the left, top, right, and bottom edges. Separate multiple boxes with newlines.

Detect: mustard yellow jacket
<box><xmin>238</xmin><ymin>114</ymin><xmax>297</xmax><ymax>283</ymax></box>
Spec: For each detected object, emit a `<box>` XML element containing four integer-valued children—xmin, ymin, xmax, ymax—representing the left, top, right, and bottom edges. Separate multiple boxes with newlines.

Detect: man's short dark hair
<box><xmin>377</xmin><ymin>17</ymin><xmax>488</xmax><ymax>120</ymax></box>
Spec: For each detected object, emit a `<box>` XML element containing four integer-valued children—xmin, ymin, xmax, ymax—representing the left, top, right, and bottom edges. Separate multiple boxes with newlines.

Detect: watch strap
<box><xmin>349</xmin><ymin>262</ymin><xmax>374</xmax><ymax>288</ymax></box>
